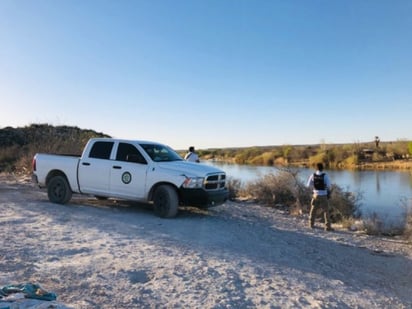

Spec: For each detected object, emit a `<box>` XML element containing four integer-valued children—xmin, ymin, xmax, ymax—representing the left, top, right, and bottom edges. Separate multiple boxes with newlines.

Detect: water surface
<box><xmin>207</xmin><ymin>161</ymin><xmax>412</xmax><ymax>220</ymax></box>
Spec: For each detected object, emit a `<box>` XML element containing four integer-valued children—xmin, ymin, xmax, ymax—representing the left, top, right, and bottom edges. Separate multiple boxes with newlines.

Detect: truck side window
<box><xmin>116</xmin><ymin>143</ymin><xmax>147</xmax><ymax>164</ymax></box>
<box><xmin>89</xmin><ymin>141</ymin><xmax>114</xmax><ymax>159</ymax></box>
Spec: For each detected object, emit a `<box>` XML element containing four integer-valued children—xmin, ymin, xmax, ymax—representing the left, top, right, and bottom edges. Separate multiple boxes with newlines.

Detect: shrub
<box><xmin>328</xmin><ymin>185</ymin><xmax>362</xmax><ymax>222</ymax></box>
<box><xmin>227</xmin><ymin>177</ymin><xmax>243</xmax><ymax>201</ymax></box>
<box><xmin>372</xmin><ymin>152</ymin><xmax>385</xmax><ymax>162</ymax></box>
<box><xmin>362</xmin><ymin>212</ymin><xmax>405</xmax><ymax>236</ymax></box>
<box><xmin>249</xmin><ymin>152</ymin><xmax>276</xmax><ymax>166</ymax></box>
<box><xmin>340</xmin><ymin>155</ymin><xmax>358</xmax><ymax>168</ymax></box>
<box><xmin>239</xmin><ymin>169</ymin><xmax>360</xmax><ymax>223</ymax></box>
<box><xmin>404</xmin><ymin>211</ymin><xmax>412</xmax><ymax>243</ymax></box>
<box><xmin>360</xmin><ymin>197</ymin><xmax>412</xmax><ymax>237</ymax></box>
<box><xmin>0</xmin><ymin>145</ymin><xmax>20</xmax><ymax>172</ymax></box>
<box><xmin>274</xmin><ymin>157</ymin><xmax>288</xmax><ymax>166</ymax></box>
<box><xmin>308</xmin><ymin>152</ymin><xmax>327</xmax><ymax>168</ymax></box>
<box><xmin>243</xmin><ymin>171</ymin><xmax>298</xmax><ymax>206</ymax></box>
<box><xmin>401</xmin><ymin>197</ymin><xmax>412</xmax><ymax>242</ymax></box>
<box><xmin>0</xmin><ymin>124</ymin><xmax>109</xmax><ymax>174</ymax></box>
<box><xmin>241</xmin><ymin>168</ymin><xmax>312</xmax><ymax>215</ymax></box>
<box><xmin>234</xmin><ymin>147</ymin><xmax>262</xmax><ymax>164</ymax></box>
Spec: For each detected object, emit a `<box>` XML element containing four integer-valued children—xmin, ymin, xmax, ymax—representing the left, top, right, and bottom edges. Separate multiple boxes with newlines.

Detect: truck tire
<box><xmin>153</xmin><ymin>185</ymin><xmax>178</xmax><ymax>218</ymax></box>
<box><xmin>48</xmin><ymin>175</ymin><xmax>72</xmax><ymax>204</ymax></box>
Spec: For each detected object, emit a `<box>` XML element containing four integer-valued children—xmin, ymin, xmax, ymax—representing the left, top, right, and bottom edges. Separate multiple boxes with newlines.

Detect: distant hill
<box><xmin>0</xmin><ymin>124</ymin><xmax>110</xmax><ymax>174</ymax></box>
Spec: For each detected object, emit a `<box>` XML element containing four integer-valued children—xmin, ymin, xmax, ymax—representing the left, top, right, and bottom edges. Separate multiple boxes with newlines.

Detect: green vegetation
<box><xmin>1</xmin><ymin>124</ymin><xmax>411</xmax><ymax>241</ymax></box>
<box><xmin>198</xmin><ymin>139</ymin><xmax>412</xmax><ymax>170</ymax></box>
<box><xmin>0</xmin><ymin>124</ymin><xmax>109</xmax><ymax>174</ymax></box>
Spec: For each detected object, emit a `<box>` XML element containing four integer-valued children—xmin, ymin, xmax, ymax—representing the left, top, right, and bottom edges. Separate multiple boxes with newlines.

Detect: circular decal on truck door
<box><xmin>122</xmin><ymin>172</ymin><xmax>132</xmax><ymax>184</ymax></box>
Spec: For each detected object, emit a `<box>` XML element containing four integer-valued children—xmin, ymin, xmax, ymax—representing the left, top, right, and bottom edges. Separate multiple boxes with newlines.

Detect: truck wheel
<box><xmin>153</xmin><ymin>185</ymin><xmax>178</xmax><ymax>218</ymax></box>
<box><xmin>48</xmin><ymin>175</ymin><xmax>72</xmax><ymax>204</ymax></box>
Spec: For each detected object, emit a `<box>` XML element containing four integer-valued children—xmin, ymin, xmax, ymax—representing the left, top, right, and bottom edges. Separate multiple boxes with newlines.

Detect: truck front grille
<box><xmin>204</xmin><ymin>173</ymin><xmax>226</xmax><ymax>190</ymax></box>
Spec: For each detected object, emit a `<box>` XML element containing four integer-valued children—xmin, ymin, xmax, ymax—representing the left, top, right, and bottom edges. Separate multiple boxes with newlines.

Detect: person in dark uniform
<box><xmin>306</xmin><ymin>163</ymin><xmax>333</xmax><ymax>231</ymax></box>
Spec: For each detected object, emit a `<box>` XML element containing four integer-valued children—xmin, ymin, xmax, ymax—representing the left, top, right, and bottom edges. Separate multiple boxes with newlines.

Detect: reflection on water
<box><xmin>206</xmin><ymin>161</ymin><xmax>412</xmax><ymax>218</ymax></box>
<box><xmin>376</xmin><ymin>172</ymin><xmax>381</xmax><ymax>193</ymax></box>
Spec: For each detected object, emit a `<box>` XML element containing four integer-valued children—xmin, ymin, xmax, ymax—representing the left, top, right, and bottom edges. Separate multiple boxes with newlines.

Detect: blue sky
<box><xmin>1</xmin><ymin>0</ymin><xmax>411</xmax><ymax>149</ymax></box>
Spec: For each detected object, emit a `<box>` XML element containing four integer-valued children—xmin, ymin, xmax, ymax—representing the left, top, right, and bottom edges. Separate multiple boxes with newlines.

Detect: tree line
<box><xmin>196</xmin><ymin>139</ymin><xmax>412</xmax><ymax>169</ymax></box>
<box><xmin>1</xmin><ymin>124</ymin><xmax>411</xmax><ymax>174</ymax></box>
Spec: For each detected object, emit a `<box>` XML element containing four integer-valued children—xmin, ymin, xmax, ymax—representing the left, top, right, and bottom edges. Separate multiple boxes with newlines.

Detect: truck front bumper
<box><xmin>180</xmin><ymin>188</ymin><xmax>229</xmax><ymax>208</ymax></box>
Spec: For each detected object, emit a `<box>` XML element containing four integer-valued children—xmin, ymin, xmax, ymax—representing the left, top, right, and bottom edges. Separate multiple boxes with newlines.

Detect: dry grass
<box><xmin>236</xmin><ymin>169</ymin><xmax>360</xmax><ymax>223</ymax></box>
<box><xmin>242</xmin><ymin>170</ymin><xmax>305</xmax><ymax>207</ymax></box>
<box><xmin>328</xmin><ymin>185</ymin><xmax>362</xmax><ymax>222</ymax></box>
<box><xmin>362</xmin><ymin>212</ymin><xmax>406</xmax><ymax>236</ymax></box>
<box><xmin>236</xmin><ymin>171</ymin><xmax>412</xmax><ymax>238</ymax></box>
<box><xmin>404</xmin><ymin>212</ymin><xmax>412</xmax><ymax>243</ymax></box>
<box><xmin>358</xmin><ymin>197</ymin><xmax>412</xmax><ymax>238</ymax></box>
<box><xmin>233</xmin><ymin>170</ymin><xmax>412</xmax><ymax>239</ymax></box>
<box><xmin>227</xmin><ymin>177</ymin><xmax>243</xmax><ymax>201</ymax></box>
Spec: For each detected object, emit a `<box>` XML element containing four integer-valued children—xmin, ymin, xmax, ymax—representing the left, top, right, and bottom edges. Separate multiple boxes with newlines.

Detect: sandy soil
<box><xmin>1</xmin><ymin>173</ymin><xmax>411</xmax><ymax>309</ymax></box>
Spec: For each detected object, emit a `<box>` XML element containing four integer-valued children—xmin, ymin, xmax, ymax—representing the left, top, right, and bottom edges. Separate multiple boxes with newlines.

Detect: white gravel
<box><xmin>1</xmin><ymin>173</ymin><xmax>411</xmax><ymax>308</ymax></box>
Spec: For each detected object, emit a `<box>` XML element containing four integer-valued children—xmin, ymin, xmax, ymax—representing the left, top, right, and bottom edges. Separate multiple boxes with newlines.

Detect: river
<box><xmin>207</xmin><ymin>161</ymin><xmax>412</xmax><ymax>220</ymax></box>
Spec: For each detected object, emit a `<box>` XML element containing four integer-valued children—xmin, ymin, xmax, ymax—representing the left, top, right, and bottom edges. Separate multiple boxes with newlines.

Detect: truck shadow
<box><xmin>69</xmin><ymin>194</ymin><xmax>213</xmax><ymax>218</ymax></box>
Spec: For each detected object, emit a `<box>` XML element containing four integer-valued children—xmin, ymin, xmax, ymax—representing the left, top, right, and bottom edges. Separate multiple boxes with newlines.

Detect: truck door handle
<box><xmin>82</xmin><ymin>162</ymin><xmax>90</xmax><ymax>166</ymax></box>
<box><xmin>113</xmin><ymin>166</ymin><xmax>122</xmax><ymax>169</ymax></box>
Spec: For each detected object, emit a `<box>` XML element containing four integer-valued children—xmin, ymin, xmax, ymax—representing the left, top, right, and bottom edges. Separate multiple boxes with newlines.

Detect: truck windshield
<box><xmin>140</xmin><ymin>144</ymin><xmax>184</xmax><ymax>162</ymax></box>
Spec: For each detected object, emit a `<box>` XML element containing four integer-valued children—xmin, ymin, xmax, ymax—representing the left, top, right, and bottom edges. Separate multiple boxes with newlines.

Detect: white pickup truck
<box><xmin>32</xmin><ymin>138</ymin><xmax>228</xmax><ymax>218</ymax></box>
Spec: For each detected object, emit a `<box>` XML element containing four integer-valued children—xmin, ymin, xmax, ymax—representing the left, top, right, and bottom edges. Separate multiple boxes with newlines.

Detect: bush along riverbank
<box><xmin>227</xmin><ymin>168</ymin><xmax>412</xmax><ymax>242</ymax></box>
<box><xmin>197</xmin><ymin>140</ymin><xmax>412</xmax><ymax>170</ymax></box>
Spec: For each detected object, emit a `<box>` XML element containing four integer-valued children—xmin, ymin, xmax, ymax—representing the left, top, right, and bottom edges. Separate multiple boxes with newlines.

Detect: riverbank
<box><xmin>1</xmin><ymin>173</ymin><xmax>412</xmax><ymax>308</ymax></box>
<box><xmin>199</xmin><ymin>140</ymin><xmax>412</xmax><ymax>171</ymax></box>
<box><xmin>355</xmin><ymin>160</ymin><xmax>412</xmax><ymax>170</ymax></box>
<box><xmin>284</xmin><ymin>159</ymin><xmax>412</xmax><ymax>170</ymax></box>
<box><xmin>207</xmin><ymin>156</ymin><xmax>412</xmax><ymax>171</ymax></box>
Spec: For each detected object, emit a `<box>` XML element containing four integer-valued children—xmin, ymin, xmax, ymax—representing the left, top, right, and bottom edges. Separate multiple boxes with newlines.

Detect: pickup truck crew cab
<box><xmin>32</xmin><ymin>138</ymin><xmax>228</xmax><ymax>218</ymax></box>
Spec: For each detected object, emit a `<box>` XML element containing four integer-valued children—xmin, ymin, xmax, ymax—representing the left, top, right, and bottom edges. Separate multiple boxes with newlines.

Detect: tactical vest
<box><xmin>313</xmin><ymin>173</ymin><xmax>326</xmax><ymax>190</ymax></box>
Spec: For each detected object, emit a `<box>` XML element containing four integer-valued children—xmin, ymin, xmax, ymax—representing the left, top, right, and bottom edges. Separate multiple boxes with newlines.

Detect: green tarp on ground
<box><xmin>0</xmin><ymin>283</ymin><xmax>56</xmax><ymax>301</ymax></box>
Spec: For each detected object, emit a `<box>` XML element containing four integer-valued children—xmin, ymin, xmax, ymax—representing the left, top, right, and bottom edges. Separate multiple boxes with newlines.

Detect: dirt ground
<box><xmin>1</xmin><ymin>173</ymin><xmax>412</xmax><ymax>308</ymax></box>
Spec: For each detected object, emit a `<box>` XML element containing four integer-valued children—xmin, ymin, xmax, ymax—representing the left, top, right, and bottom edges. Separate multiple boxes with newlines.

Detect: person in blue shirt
<box><xmin>306</xmin><ymin>162</ymin><xmax>333</xmax><ymax>231</ymax></box>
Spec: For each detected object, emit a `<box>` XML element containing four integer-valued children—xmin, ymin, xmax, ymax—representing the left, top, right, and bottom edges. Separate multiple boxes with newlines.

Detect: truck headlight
<box><xmin>182</xmin><ymin>177</ymin><xmax>204</xmax><ymax>189</ymax></box>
